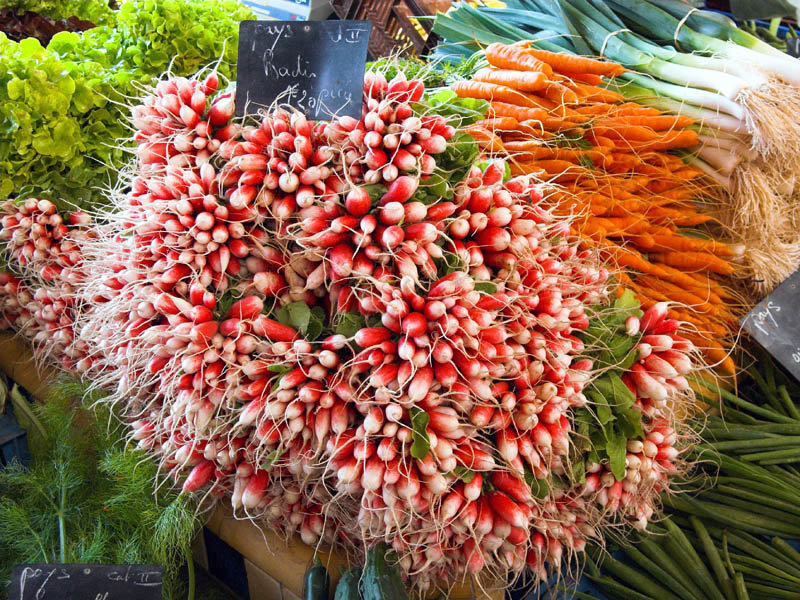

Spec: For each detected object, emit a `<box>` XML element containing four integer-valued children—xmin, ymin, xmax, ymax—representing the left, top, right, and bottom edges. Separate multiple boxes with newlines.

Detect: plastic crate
<box><xmin>331</xmin><ymin>0</ymin><xmax>444</xmax><ymax>58</ymax></box>
<box><xmin>0</xmin><ymin>402</ymin><xmax>30</xmax><ymax>468</ymax></box>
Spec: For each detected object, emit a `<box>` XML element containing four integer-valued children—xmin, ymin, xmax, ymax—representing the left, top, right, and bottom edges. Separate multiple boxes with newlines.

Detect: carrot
<box><xmin>671</xmin><ymin>214</ymin><xmax>716</xmax><ymax>226</ymax></box>
<box><xmin>485</xmin><ymin>43</ymin><xmax>554</xmax><ymax>77</ymax></box>
<box><xmin>565</xmin><ymin>72</ymin><xmax>606</xmax><ymax>85</ymax></box>
<box><xmin>452</xmin><ymin>80</ymin><xmax>536</xmax><ymax>108</ymax></box>
<box><xmin>464</xmin><ymin>126</ymin><xmax>505</xmax><ymax>153</ymax></box>
<box><xmin>671</xmin><ymin>166</ymin><xmax>706</xmax><ymax>179</ymax></box>
<box><xmin>626</xmin><ymin>129</ymin><xmax>700</xmax><ymax>151</ymax></box>
<box><xmin>567</xmin><ymin>82</ymin><xmax>625</xmax><ymax>103</ymax></box>
<box><xmin>608</xmin><ymin>245</ymin><xmax>709</xmax><ymax>291</ymax></box>
<box><xmin>541</xmin><ymin>118</ymin><xmax>585</xmax><ymax>133</ymax></box>
<box><xmin>489</xmin><ymin>102</ymin><xmax>549</xmax><ymax>123</ymax></box>
<box><xmin>511</xmin><ymin>146</ymin><xmax>609</xmax><ymax>166</ymax></box>
<box><xmin>593</xmin><ymin>124</ymin><xmax>661</xmax><ymax>142</ymax></box>
<box><xmin>473</xmin><ymin>68</ymin><xmax>548</xmax><ymax>92</ymax></box>
<box><xmin>518</xmin><ymin>159</ymin><xmax>578</xmax><ymax>175</ymax></box>
<box><xmin>608</xmin><ymin>153</ymin><xmax>642</xmax><ymax>173</ymax></box>
<box><xmin>516</xmin><ymin>46</ymin><xmax>626</xmax><ymax>77</ymax></box>
<box><xmin>576</xmin><ymin>104</ymin><xmax>615</xmax><ymax>116</ymax></box>
<box><xmin>515</xmin><ymin>122</ymin><xmax>554</xmax><ymax>139</ymax></box>
<box><xmin>588</xmin><ymin>134</ymin><xmax>616</xmax><ymax>149</ymax></box>
<box><xmin>474</xmin><ymin>116</ymin><xmax>521</xmax><ymax>132</ymax></box>
<box><xmin>610</xmin><ymin>103</ymin><xmax>663</xmax><ymax>117</ymax></box>
<box><xmin>685</xmin><ymin>332</ymin><xmax>736</xmax><ymax>375</ymax></box>
<box><xmin>650</xmin><ymin>251</ymin><xmax>735</xmax><ymax>276</ymax></box>
<box><xmin>635</xmin><ymin>233</ymin><xmax>734</xmax><ymax>257</ymax></box>
<box><xmin>543</xmin><ymin>81</ymin><xmax>579</xmax><ymax>105</ymax></box>
<box><xmin>591</xmin><ymin>216</ymin><xmax>650</xmax><ymax>235</ymax></box>
<box><xmin>504</xmin><ymin>140</ymin><xmax>549</xmax><ymax>152</ymax></box>
<box><xmin>637</xmin><ymin>275</ymin><xmax>719</xmax><ymax>314</ymax></box>
<box><xmin>687</xmin><ymin>271</ymin><xmax>736</xmax><ymax>300</ymax></box>
<box><xmin>602</xmin><ymin>114</ymin><xmax>696</xmax><ymax>130</ymax></box>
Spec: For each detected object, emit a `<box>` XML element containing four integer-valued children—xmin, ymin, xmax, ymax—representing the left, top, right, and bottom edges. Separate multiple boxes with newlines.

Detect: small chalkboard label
<box><xmin>9</xmin><ymin>564</ymin><xmax>162</xmax><ymax>600</ymax></box>
<box><xmin>742</xmin><ymin>268</ymin><xmax>800</xmax><ymax>382</ymax></box>
<box><xmin>235</xmin><ymin>20</ymin><xmax>371</xmax><ymax>120</ymax></box>
<box><xmin>788</xmin><ymin>38</ymin><xmax>800</xmax><ymax>59</ymax></box>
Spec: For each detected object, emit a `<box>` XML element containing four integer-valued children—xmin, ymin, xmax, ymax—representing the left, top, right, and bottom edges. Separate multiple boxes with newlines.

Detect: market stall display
<box><xmin>0</xmin><ymin>1</ymin><xmax>799</xmax><ymax>599</ymax></box>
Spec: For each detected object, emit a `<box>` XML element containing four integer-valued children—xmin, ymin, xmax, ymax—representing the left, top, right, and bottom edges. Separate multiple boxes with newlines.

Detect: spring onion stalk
<box><xmin>681</xmin><ymin>154</ymin><xmax>732</xmax><ymax>189</ymax></box>
<box><xmin>620</xmin><ymin>72</ymin><xmax>746</xmax><ymax>120</ymax></box>
<box><xmin>578</xmin><ymin>0</ymin><xmax>770</xmax><ymax>88</ymax></box>
<box><xmin>646</xmin><ymin>0</ymin><xmax>791</xmax><ymax>59</ymax></box>
<box><xmin>697</xmin><ymin>134</ymin><xmax>758</xmax><ymax>162</ymax></box>
<box><xmin>560</xmin><ymin>1</ymin><xmax>751</xmax><ymax>100</ymax></box>
<box><xmin>606</xmin><ymin>0</ymin><xmax>800</xmax><ymax>86</ymax></box>
<box><xmin>695</xmin><ymin>145</ymin><xmax>741</xmax><ymax>176</ymax></box>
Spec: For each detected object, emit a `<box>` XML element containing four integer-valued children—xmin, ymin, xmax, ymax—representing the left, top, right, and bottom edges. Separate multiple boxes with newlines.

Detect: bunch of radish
<box><xmin>0</xmin><ymin>199</ymin><xmax>95</xmax><ymax>369</ymax></box>
<box><xmin>588</xmin><ymin>303</ymin><xmax>692</xmax><ymax>530</ymax></box>
<box><xmin>0</xmin><ymin>65</ymin><xmax>700</xmax><ymax>595</ymax></box>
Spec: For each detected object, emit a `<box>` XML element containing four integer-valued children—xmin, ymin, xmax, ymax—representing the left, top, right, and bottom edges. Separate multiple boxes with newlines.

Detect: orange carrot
<box><xmin>650</xmin><ymin>251</ymin><xmax>735</xmax><ymax>276</ymax></box>
<box><xmin>518</xmin><ymin>159</ymin><xmax>578</xmax><ymax>175</ymax></box>
<box><xmin>634</xmin><ymin>234</ymin><xmax>734</xmax><ymax>257</ymax></box>
<box><xmin>485</xmin><ymin>43</ymin><xmax>554</xmax><ymax>76</ymax></box>
<box><xmin>514</xmin><ymin>45</ymin><xmax>626</xmax><ymax>76</ymax></box>
<box><xmin>464</xmin><ymin>126</ymin><xmax>505</xmax><ymax>153</ymax></box>
<box><xmin>473</xmin><ymin>68</ymin><xmax>548</xmax><ymax>91</ymax></box>
<box><xmin>565</xmin><ymin>72</ymin><xmax>606</xmax><ymax>85</ymax></box>
<box><xmin>452</xmin><ymin>80</ymin><xmax>537</xmax><ymax>107</ymax></box>
<box><xmin>626</xmin><ymin>129</ymin><xmax>700</xmax><ymax>151</ymax></box>
<box><xmin>543</xmin><ymin>81</ymin><xmax>579</xmax><ymax>105</ymax></box>
<box><xmin>637</xmin><ymin>275</ymin><xmax>719</xmax><ymax>314</ymax></box>
<box><xmin>511</xmin><ymin>146</ymin><xmax>609</xmax><ymax>166</ymax></box>
<box><xmin>576</xmin><ymin>104</ymin><xmax>615</xmax><ymax>116</ymax></box>
<box><xmin>489</xmin><ymin>102</ymin><xmax>549</xmax><ymax>123</ymax></box>
<box><xmin>474</xmin><ymin>116</ymin><xmax>520</xmax><ymax>131</ymax></box>
<box><xmin>601</xmin><ymin>114</ymin><xmax>696</xmax><ymax>130</ymax></box>
<box><xmin>593</xmin><ymin>124</ymin><xmax>661</xmax><ymax>142</ymax></box>
<box><xmin>541</xmin><ymin>118</ymin><xmax>585</xmax><ymax>133</ymax></box>
<box><xmin>567</xmin><ymin>82</ymin><xmax>625</xmax><ymax>103</ymax></box>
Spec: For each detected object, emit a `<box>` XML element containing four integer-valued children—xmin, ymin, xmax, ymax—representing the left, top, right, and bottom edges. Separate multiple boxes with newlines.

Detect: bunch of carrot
<box><xmin>451</xmin><ymin>42</ymin><xmax>740</xmax><ymax>374</ymax></box>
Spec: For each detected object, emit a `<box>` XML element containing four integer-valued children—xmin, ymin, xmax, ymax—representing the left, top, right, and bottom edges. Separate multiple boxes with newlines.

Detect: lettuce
<box><xmin>0</xmin><ymin>0</ymin><xmax>255</xmax><ymax>207</ymax></box>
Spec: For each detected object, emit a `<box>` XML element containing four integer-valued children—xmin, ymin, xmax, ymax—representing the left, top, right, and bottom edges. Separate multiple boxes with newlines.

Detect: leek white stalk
<box><xmin>695</xmin><ymin>145</ymin><xmax>741</xmax><ymax>176</ymax></box>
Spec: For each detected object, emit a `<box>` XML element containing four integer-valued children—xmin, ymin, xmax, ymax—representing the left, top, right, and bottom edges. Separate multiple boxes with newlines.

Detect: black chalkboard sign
<box><xmin>788</xmin><ymin>38</ymin><xmax>800</xmax><ymax>59</ymax></box>
<box><xmin>235</xmin><ymin>20</ymin><xmax>372</xmax><ymax>120</ymax></box>
<box><xmin>742</xmin><ymin>268</ymin><xmax>800</xmax><ymax>382</ymax></box>
<box><xmin>9</xmin><ymin>564</ymin><xmax>162</xmax><ymax>600</ymax></box>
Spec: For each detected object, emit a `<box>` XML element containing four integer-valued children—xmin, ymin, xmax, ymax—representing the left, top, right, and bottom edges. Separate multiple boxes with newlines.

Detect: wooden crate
<box><xmin>0</xmin><ymin>332</ymin><xmax>503</xmax><ymax>599</ymax></box>
<box><xmin>331</xmin><ymin>0</ymin><xmax>444</xmax><ymax>58</ymax></box>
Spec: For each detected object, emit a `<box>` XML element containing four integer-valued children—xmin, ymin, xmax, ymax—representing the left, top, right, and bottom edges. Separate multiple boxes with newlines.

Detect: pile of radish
<box><xmin>0</xmin><ymin>66</ymin><xmax>699</xmax><ymax>594</ymax></box>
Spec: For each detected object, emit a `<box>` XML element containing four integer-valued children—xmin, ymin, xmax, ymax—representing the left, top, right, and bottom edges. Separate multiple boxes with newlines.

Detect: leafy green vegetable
<box><xmin>434</xmin><ymin>251</ymin><xmax>466</xmax><ymax>277</ymax></box>
<box><xmin>473</xmin><ymin>281</ymin><xmax>498</xmax><ymax>294</ymax></box>
<box><xmin>451</xmin><ymin>466</ymin><xmax>476</xmax><ymax>483</ymax></box>
<box><xmin>409</xmin><ymin>407</ymin><xmax>431</xmax><ymax>460</ymax></box>
<box><xmin>260</xmin><ymin>448</ymin><xmax>284</xmax><ymax>470</ymax></box>
<box><xmin>2</xmin><ymin>0</ymin><xmax>115</xmax><ymax>25</ymax></box>
<box><xmin>605</xmin><ymin>429</ymin><xmax>628</xmax><ymax>480</ymax></box>
<box><xmin>275</xmin><ymin>301</ymin><xmax>325</xmax><ymax>340</ymax></box>
<box><xmin>0</xmin><ymin>0</ymin><xmax>255</xmax><ymax>205</ymax></box>
<box><xmin>0</xmin><ymin>380</ymin><xmax>201</xmax><ymax>598</ymax></box>
<box><xmin>336</xmin><ymin>312</ymin><xmax>366</xmax><ymax>338</ymax></box>
<box><xmin>571</xmin><ymin>289</ymin><xmax>649</xmax><ymax>485</ymax></box>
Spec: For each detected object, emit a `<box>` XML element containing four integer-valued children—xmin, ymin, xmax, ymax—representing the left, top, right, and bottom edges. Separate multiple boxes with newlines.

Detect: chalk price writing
<box><xmin>19</xmin><ymin>567</ymin><xmax>70</xmax><ymax>600</ymax></box>
<box><xmin>749</xmin><ymin>300</ymin><xmax>781</xmax><ymax>337</ymax></box>
<box><xmin>328</xmin><ymin>24</ymin><xmax>367</xmax><ymax>43</ymax></box>
<box><xmin>284</xmin><ymin>84</ymin><xmax>353</xmax><ymax>118</ymax></box>
<box><xmin>263</xmin><ymin>50</ymin><xmax>316</xmax><ymax>80</ymax></box>
<box><xmin>107</xmin><ymin>565</ymin><xmax>162</xmax><ymax>586</ymax></box>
